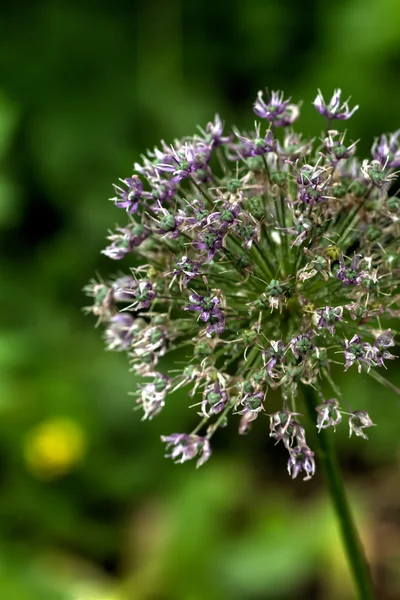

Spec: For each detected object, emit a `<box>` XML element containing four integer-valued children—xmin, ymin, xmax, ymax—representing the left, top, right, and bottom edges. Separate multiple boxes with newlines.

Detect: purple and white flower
<box><xmin>254</xmin><ymin>89</ymin><xmax>300</xmax><ymax>127</ymax></box>
<box><xmin>315</xmin><ymin>399</ymin><xmax>342</xmax><ymax>432</ymax></box>
<box><xmin>314</xmin><ymin>89</ymin><xmax>358</xmax><ymax>121</ymax></box>
<box><xmin>348</xmin><ymin>411</ymin><xmax>375</xmax><ymax>440</ymax></box>
<box><xmin>287</xmin><ymin>446</ymin><xmax>316</xmax><ymax>481</ymax></box>
<box><xmin>161</xmin><ymin>433</ymin><xmax>211</xmax><ymax>468</ymax></box>
<box><xmin>316</xmin><ymin>306</ymin><xmax>344</xmax><ymax>335</ymax></box>
<box><xmin>371</xmin><ymin>130</ymin><xmax>400</xmax><ymax>168</ymax></box>
<box><xmin>104</xmin><ymin>313</ymin><xmax>136</xmax><ymax>351</ymax></box>
<box><xmin>337</xmin><ymin>254</ymin><xmax>365</xmax><ymax>286</ymax></box>
<box><xmin>343</xmin><ymin>334</ymin><xmax>373</xmax><ymax>373</ymax></box>
<box><xmin>112</xmin><ymin>175</ymin><xmax>143</xmax><ymax>213</ymax></box>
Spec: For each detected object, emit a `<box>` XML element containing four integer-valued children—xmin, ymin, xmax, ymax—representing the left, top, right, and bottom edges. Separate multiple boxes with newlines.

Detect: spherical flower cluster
<box><xmin>85</xmin><ymin>88</ymin><xmax>400</xmax><ymax>480</ymax></box>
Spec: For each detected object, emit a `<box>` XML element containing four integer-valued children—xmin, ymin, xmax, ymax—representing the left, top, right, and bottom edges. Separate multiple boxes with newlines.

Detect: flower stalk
<box><xmin>302</xmin><ymin>384</ymin><xmax>375</xmax><ymax>600</ymax></box>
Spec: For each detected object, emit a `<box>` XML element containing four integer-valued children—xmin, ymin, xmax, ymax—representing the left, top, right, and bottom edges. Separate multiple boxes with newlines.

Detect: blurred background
<box><xmin>0</xmin><ymin>0</ymin><xmax>400</xmax><ymax>598</ymax></box>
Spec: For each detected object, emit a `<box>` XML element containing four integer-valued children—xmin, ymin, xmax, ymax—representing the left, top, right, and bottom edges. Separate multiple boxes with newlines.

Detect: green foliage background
<box><xmin>0</xmin><ymin>0</ymin><xmax>399</xmax><ymax>598</ymax></box>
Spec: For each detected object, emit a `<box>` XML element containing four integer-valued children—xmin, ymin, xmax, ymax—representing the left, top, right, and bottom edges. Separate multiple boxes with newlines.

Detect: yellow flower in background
<box><xmin>24</xmin><ymin>418</ymin><xmax>86</xmax><ymax>478</ymax></box>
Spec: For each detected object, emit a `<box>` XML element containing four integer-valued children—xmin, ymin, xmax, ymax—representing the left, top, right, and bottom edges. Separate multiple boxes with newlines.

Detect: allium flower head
<box><xmin>86</xmin><ymin>87</ymin><xmax>399</xmax><ymax>481</ymax></box>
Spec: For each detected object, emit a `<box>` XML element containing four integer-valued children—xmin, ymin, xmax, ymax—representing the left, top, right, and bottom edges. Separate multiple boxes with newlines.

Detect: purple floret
<box><xmin>112</xmin><ymin>175</ymin><xmax>143</xmax><ymax>214</ymax></box>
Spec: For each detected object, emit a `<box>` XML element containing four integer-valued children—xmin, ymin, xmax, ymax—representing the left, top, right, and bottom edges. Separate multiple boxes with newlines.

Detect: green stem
<box><xmin>302</xmin><ymin>385</ymin><xmax>375</xmax><ymax>600</ymax></box>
